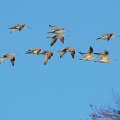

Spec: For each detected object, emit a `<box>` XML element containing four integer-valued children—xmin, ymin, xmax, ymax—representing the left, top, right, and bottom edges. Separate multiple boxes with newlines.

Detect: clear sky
<box><xmin>0</xmin><ymin>0</ymin><xmax>120</xmax><ymax>120</ymax></box>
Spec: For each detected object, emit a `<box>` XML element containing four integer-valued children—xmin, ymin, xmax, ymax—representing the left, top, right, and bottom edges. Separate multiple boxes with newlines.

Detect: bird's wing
<box><xmin>37</xmin><ymin>49</ymin><xmax>42</xmax><ymax>55</ymax></box>
<box><xmin>96</xmin><ymin>38</ymin><xmax>101</xmax><ymax>40</ymax></box>
<box><xmin>50</xmin><ymin>37</ymin><xmax>57</xmax><ymax>46</ymax></box>
<box><xmin>88</xmin><ymin>46</ymin><xmax>93</xmax><ymax>54</ymax></box>
<box><xmin>102</xmin><ymin>33</ymin><xmax>108</xmax><ymax>37</ymax></box>
<box><xmin>49</xmin><ymin>25</ymin><xmax>59</xmax><ymax>31</ymax></box>
<box><xmin>104</xmin><ymin>50</ymin><xmax>109</xmax><ymax>56</ymax></box>
<box><xmin>10</xmin><ymin>29</ymin><xmax>16</xmax><ymax>33</ymax></box>
<box><xmin>9</xmin><ymin>25</ymin><xmax>22</xmax><ymax>31</ymax></box>
<box><xmin>10</xmin><ymin>57</ymin><xmax>15</xmax><ymax>66</ymax></box>
<box><xmin>47</xmin><ymin>51</ymin><xmax>53</xmax><ymax>59</ymax></box>
<box><xmin>103</xmin><ymin>34</ymin><xmax>110</xmax><ymax>39</ymax></box>
<box><xmin>8</xmin><ymin>25</ymin><xmax>19</xmax><ymax>29</ymax></box>
<box><xmin>79</xmin><ymin>52</ymin><xmax>87</xmax><ymax>57</ymax></box>
<box><xmin>70</xmin><ymin>51</ymin><xmax>75</xmax><ymax>59</ymax></box>
<box><xmin>0</xmin><ymin>57</ymin><xmax>5</xmax><ymax>64</ymax></box>
<box><xmin>107</xmin><ymin>33</ymin><xmax>113</xmax><ymax>40</ymax></box>
<box><xmin>26</xmin><ymin>49</ymin><xmax>36</xmax><ymax>54</ymax></box>
<box><xmin>8</xmin><ymin>25</ymin><xmax>20</xmax><ymax>33</ymax></box>
<box><xmin>44</xmin><ymin>54</ymin><xmax>49</xmax><ymax>65</ymax></box>
<box><xmin>6</xmin><ymin>54</ymin><xmax>15</xmax><ymax>66</ymax></box>
<box><xmin>94</xmin><ymin>53</ymin><xmax>103</xmax><ymax>59</ymax></box>
<box><xmin>66</xmin><ymin>47</ymin><xmax>75</xmax><ymax>58</ymax></box>
<box><xmin>60</xmin><ymin>51</ymin><xmax>66</xmax><ymax>58</ymax></box>
<box><xmin>107</xmin><ymin>34</ymin><xmax>111</xmax><ymax>40</ymax></box>
<box><xmin>19</xmin><ymin>28</ymin><xmax>22</xmax><ymax>31</ymax></box>
<box><xmin>5</xmin><ymin>53</ymin><xmax>14</xmax><ymax>59</ymax></box>
<box><xmin>58</xmin><ymin>36</ymin><xmax>64</xmax><ymax>43</ymax></box>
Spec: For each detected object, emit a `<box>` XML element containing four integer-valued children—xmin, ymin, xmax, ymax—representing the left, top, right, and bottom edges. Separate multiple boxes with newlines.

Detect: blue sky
<box><xmin>0</xmin><ymin>0</ymin><xmax>120</xmax><ymax>120</ymax></box>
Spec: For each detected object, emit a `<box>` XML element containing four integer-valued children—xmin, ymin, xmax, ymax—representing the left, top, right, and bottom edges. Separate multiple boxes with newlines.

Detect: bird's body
<box><xmin>0</xmin><ymin>53</ymin><xmax>15</xmax><ymax>66</ymax></box>
<box><xmin>48</xmin><ymin>29</ymin><xmax>65</xmax><ymax>34</ymax></box>
<box><xmin>79</xmin><ymin>46</ymin><xmax>95</xmax><ymax>61</ymax></box>
<box><xmin>58</xmin><ymin>47</ymin><xmax>75</xmax><ymax>59</ymax></box>
<box><xmin>41</xmin><ymin>50</ymin><xmax>55</xmax><ymax>65</ymax></box>
<box><xmin>96</xmin><ymin>33</ymin><xmax>119</xmax><ymax>41</ymax></box>
<box><xmin>94</xmin><ymin>50</ymin><xmax>112</xmax><ymax>63</ymax></box>
<box><xmin>80</xmin><ymin>54</ymin><xmax>95</xmax><ymax>60</ymax></box>
<box><xmin>8</xmin><ymin>24</ymin><xmax>27</xmax><ymax>33</ymax></box>
<box><xmin>47</xmin><ymin>34</ymin><xmax>65</xmax><ymax>46</ymax></box>
<box><xmin>26</xmin><ymin>48</ymin><xmax>42</xmax><ymax>55</ymax></box>
<box><xmin>48</xmin><ymin>25</ymin><xmax>65</xmax><ymax>34</ymax></box>
<box><xmin>96</xmin><ymin>58</ymin><xmax>112</xmax><ymax>63</ymax></box>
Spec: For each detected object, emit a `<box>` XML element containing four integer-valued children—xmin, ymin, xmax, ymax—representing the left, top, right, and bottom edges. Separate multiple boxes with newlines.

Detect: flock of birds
<box><xmin>0</xmin><ymin>24</ymin><xmax>119</xmax><ymax>66</ymax></box>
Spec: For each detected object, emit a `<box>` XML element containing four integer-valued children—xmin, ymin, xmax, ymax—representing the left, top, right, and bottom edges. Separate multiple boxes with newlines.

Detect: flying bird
<box><xmin>8</xmin><ymin>24</ymin><xmax>30</xmax><ymax>33</ymax></box>
<box><xmin>94</xmin><ymin>50</ymin><xmax>112</xmax><ymax>63</ymax></box>
<box><xmin>58</xmin><ymin>47</ymin><xmax>75</xmax><ymax>59</ymax></box>
<box><xmin>40</xmin><ymin>50</ymin><xmax>55</xmax><ymax>65</ymax></box>
<box><xmin>47</xmin><ymin>33</ymin><xmax>65</xmax><ymax>46</ymax></box>
<box><xmin>48</xmin><ymin>25</ymin><xmax>69</xmax><ymax>34</ymax></box>
<box><xmin>0</xmin><ymin>53</ymin><xmax>15</xmax><ymax>66</ymax></box>
<box><xmin>26</xmin><ymin>48</ymin><xmax>42</xmax><ymax>55</ymax></box>
<box><xmin>79</xmin><ymin>46</ymin><xmax>95</xmax><ymax>61</ymax></box>
<box><xmin>96</xmin><ymin>33</ymin><xmax>120</xmax><ymax>41</ymax></box>
<box><xmin>49</xmin><ymin>25</ymin><xmax>59</xmax><ymax>31</ymax></box>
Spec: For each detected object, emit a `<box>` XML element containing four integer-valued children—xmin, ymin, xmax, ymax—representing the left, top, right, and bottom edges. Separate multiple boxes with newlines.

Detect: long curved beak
<box><xmin>26</xmin><ymin>26</ymin><xmax>32</xmax><ymax>29</ymax></box>
<box><xmin>116</xmin><ymin>36</ymin><xmax>120</xmax><ymax>37</ymax></box>
<box><xmin>75</xmin><ymin>48</ymin><xmax>80</xmax><ymax>50</ymax></box>
<box><xmin>64</xmin><ymin>34</ymin><xmax>70</xmax><ymax>37</ymax></box>
<box><xmin>16</xmin><ymin>54</ymin><xmax>19</xmax><ymax>56</ymax></box>
<box><xmin>112</xmin><ymin>59</ymin><xmax>119</xmax><ymax>61</ymax></box>
<box><xmin>66</xmin><ymin>29</ymin><xmax>71</xmax><ymax>32</ymax></box>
